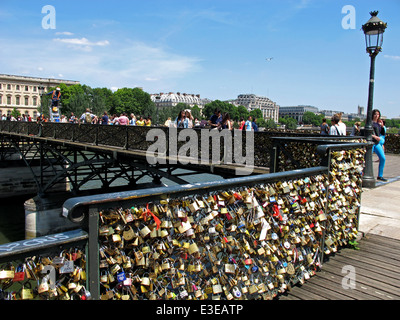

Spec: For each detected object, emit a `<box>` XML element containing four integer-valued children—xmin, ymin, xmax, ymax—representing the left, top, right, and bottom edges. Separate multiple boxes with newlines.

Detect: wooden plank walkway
<box><xmin>278</xmin><ymin>234</ymin><xmax>400</xmax><ymax>300</ymax></box>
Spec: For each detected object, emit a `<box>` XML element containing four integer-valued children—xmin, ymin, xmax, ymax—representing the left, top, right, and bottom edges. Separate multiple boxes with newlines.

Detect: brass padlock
<box><xmin>21</xmin><ymin>282</ymin><xmax>34</xmax><ymax>300</ymax></box>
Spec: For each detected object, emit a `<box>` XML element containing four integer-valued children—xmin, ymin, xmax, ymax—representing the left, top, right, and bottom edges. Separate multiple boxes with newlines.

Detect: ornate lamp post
<box><xmin>38</xmin><ymin>84</ymin><xmax>45</xmax><ymax>118</ymax></box>
<box><xmin>361</xmin><ymin>11</ymin><xmax>387</xmax><ymax>188</ymax></box>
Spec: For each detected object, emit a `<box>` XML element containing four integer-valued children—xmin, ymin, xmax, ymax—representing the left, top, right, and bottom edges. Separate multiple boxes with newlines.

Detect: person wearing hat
<box><xmin>46</xmin><ymin>87</ymin><xmax>61</xmax><ymax>110</ymax></box>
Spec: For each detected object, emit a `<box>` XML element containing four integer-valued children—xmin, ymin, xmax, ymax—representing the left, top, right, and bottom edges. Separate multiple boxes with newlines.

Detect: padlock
<box><xmin>59</xmin><ymin>259</ymin><xmax>74</xmax><ymax>274</ymax></box>
<box><xmin>139</xmin><ymin>224</ymin><xmax>151</xmax><ymax>238</ymax></box>
<box><xmin>178</xmin><ymin>221</ymin><xmax>192</xmax><ymax>234</ymax></box>
<box><xmin>38</xmin><ymin>275</ymin><xmax>50</xmax><ymax>294</ymax></box>
<box><xmin>21</xmin><ymin>281</ymin><xmax>34</xmax><ymax>300</ymax></box>
<box><xmin>0</xmin><ymin>263</ymin><xmax>15</xmax><ymax>280</ymax></box>
<box><xmin>212</xmin><ymin>279</ymin><xmax>223</xmax><ymax>294</ymax></box>
<box><xmin>141</xmin><ymin>274</ymin><xmax>151</xmax><ymax>286</ymax></box>
<box><xmin>100</xmin><ymin>270</ymin><xmax>108</xmax><ymax>283</ymax></box>
<box><xmin>188</xmin><ymin>241</ymin><xmax>199</xmax><ymax>255</ymax></box>
<box><xmin>232</xmin><ymin>286</ymin><xmax>242</xmax><ymax>299</ymax></box>
<box><xmin>13</xmin><ymin>264</ymin><xmax>25</xmax><ymax>282</ymax></box>
<box><xmin>123</xmin><ymin>225</ymin><xmax>136</xmax><ymax>241</ymax></box>
<box><xmin>161</xmin><ymin>259</ymin><xmax>171</xmax><ymax>271</ymax></box>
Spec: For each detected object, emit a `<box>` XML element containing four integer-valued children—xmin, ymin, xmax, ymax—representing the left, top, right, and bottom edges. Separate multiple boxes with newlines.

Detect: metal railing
<box><xmin>0</xmin><ymin>124</ymin><xmax>368</xmax><ymax>300</ymax></box>
<box><xmin>0</xmin><ymin>121</ymin><xmax>374</xmax><ymax>169</ymax></box>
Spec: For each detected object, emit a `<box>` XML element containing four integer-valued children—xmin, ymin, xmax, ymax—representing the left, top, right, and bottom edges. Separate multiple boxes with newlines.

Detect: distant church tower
<box><xmin>357</xmin><ymin>105</ymin><xmax>365</xmax><ymax>116</ymax></box>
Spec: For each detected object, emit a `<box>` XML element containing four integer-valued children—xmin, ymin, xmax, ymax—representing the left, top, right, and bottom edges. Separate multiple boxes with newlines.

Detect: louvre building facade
<box><xmin>150</xmin><ymin>92</ymin><xmax>206</xmax><ymax>109</ymax></box>
<box><xmin>0</xmin><ymin>74</ymin><xmax>79</xmax><ymax>119</ymax></box>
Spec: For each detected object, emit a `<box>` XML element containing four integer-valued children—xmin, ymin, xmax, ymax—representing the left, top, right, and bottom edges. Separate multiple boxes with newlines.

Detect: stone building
<box><xmin>279</xmin><ymin>105</ymin><xmax>319</xmax><ymax>123</ymax></box>
<box><xmin>150</xmin><ymin>92</ymin><xmax>206</xmax><ymax>109</ymax></box>
<box><xmin>0</xmin><ymin>74</ymin><xmax>79</xmax><ymax>119</ymax></box>
<box><xmin>231</xmin><ymin>94</ymin><xmax>280</xmax><ymax>122</ymax></box>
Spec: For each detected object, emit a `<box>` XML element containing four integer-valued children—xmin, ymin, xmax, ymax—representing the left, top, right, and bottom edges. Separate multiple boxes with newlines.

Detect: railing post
<box><xmin>124</xmin><ymin>126</ymin><xmax>129</xmax><ymax>150</ymax></box>
<box><xmin>316</xmin><ymin>145</ymin><xmax>331</xmax><ymax>263</ymax></box>
<box><xmin>321</xmin><ymin>148</ymin><xmax>331</xmax><ymax>264</ymax></box>
<box><xmin>53</xmin><ymin>123</ymin><xmax>57</xmax><ymax>139</ymax></box>
<box><xmin>269</xmin><ymin>140</ymin><xmax>279</xmax><ymax>173</ymax></box>
<box><xmin>87</xmin><ymin>206</ymin><xmax>100</xmax><ymax>300</ymax></box>
<box><xmin>95</xmin><ymin>125</ymin><xmax>99</xmax><ymax>146</ymax></box>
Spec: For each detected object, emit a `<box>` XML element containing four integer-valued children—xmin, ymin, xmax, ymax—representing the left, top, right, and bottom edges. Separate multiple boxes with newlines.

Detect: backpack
<box><xmin>85</xmin><ymin>112</ymin><xmax>92</xmax><ymax>123</ymax></box>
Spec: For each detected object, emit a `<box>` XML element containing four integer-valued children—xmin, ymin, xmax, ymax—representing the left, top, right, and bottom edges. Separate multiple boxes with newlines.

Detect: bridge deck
<box><xmin>278</xmin><ymin>234</ymin><xmax>400</xmax><ymax>300</ymax></box>
<box><xmin>1</xmin><ymin>129</ymin><xmax>270</xmax><ymax>179</ymax></box>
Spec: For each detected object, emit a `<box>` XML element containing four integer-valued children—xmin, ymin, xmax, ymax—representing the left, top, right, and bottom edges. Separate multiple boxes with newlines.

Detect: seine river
<box><xmin>0</xmin><ymin>169</ymin><xmax>222</xmax><ymax>245</ymax></box>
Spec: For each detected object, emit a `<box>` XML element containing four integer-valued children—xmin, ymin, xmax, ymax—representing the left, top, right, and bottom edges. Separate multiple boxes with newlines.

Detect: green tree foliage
<box><xmin>11</xmin><ymin>107</ymin><xmax>21</xmax><ymax>118</ymax></box>
<box><xmin>265</xmin><ymin>119</ymin><xmax>277</xmax><ymax>129</ymax></box>
<box><xmin>302</xmin><ymin>111</ymin><xmax>324</xmax><ymax>126</ymax></box>
<box><xmin>157</xmin><ymin>103</ymin><xmax>188</xmax><ymax>126</ymax></box>
<box><xmin>236</xmin><ymin>105</ymin><xmax>250</xmax><ymax>121</ymax></box>
<box><xmin>202</xmin><ymin>100</ymin><xmax>250</xmax><ymax>122</ymax></box>
<box><xmin>250</xmin><ymin>108</ymin><xmax>263</xmax><ymax>120</ymax></box>
<box><xmin>279</xmin><ymin>116</ymin><xmax>298</xmax><ymax>130</ymax></box>
<box><xmin>109</xmin><ymin>87</ymin><xmax>154</xmax><ymax>117</ymax></box>
<box><xmin>190</xmin><ymin>105</ymin><xmax>202</xmax><ymax>120</ymax></box>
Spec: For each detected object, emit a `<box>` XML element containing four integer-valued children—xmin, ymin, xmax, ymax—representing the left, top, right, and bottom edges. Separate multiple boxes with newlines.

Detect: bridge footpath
<box><xmin>279</xmin><ymin>153</ymin><xmax>400</xmax><ymax>300</ymax></box>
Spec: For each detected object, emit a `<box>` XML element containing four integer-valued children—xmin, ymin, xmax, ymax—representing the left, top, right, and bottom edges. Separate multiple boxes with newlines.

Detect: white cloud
<box><xmin>0</xmin><ymin>36</ymin><xmax>201</xmax><ymax>91</ymax></box>
<box><xmin>55</xmin><ymin>31</ymin><xmax>74</xmax><ymax>36</ymax></box>
<box><xmin>53</xmin><ymin>38</ymin><xmax>110</xmax><ymax>51</ymax></box>
<box><xmin>384</xmin><ymin>55</ymin><xmax>400</xmax><ymax>61</ymax></box>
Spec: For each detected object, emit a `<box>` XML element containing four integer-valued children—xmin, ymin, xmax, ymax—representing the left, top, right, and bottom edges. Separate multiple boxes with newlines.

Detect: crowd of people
<box><xmin>320</xmin><ymin>110</ymin><xmax>388</xmax><ymax>181</ymax></box>
<box><xmin>207</xmin><ymin>108</ymin><xmax>259</xmax><ymax>131</ymax></box>
<box><xmin>61</xmin><ymin>109</ymin><xmax>153</xmax><ymax>126</ymax></box>
<box><xmin>2</xmin><ymin>104</ymin><xmax>389</xmax><ymax>181</ymax></box>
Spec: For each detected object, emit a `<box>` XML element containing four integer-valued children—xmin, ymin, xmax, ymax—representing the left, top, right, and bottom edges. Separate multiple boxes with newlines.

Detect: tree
<box><xmin>11</xmin><ymin>107</ymin><xmax>21</xmax><ymax>119</ymax></box>
<box><xmin>92</xmin><ymin>87</ymin><xmax>113</xmax><ymax>115</ymax></box>
<box><xmin>190</xmin><ymin>105</ymin><xmax>202</xmax><ymax>120</ymax></box>
<box><xmin>256</xmin><ymin>117</ymin><xmax>267</xmax><ymax>128</ymax></box>
<box><xmin>250</xmin><ymin>109</ymin><xmax>263</xmax><ymax>121</ymax></box>
<box><xmin>202</xmin><ymin>100</ymin><xmax>248</xmax><ymax>121</ymax></box>
<box><xmin>265</xmin><ymin>119</ymin><xmax>277</xmax><ymax>129</ymax></box>
<box><xmin>236</xmin><ymin>105</ymin><xmax>249</xmax><ymax>121</ymax></box>
<box><xmin>68</xmin><ymin>93</ymin><xmax>89</xmax><ymax>116</ymax></box>
<box><xmin>279</xmin><ymin>116</ymin><xmax>298</xmax><ymax>130</ymax></box>
<box><xmin>202</xmin><ymin>100</ymin><xmax>227</xmax><ymax>119</ymax></box>
<box><xmin>303</xmin><ymin>111</ymin><xmax>324</xmax><ymax>126</ymax></box>
<box><xmin>110</xmin><ymin>87</ymin><xmax>154</xmax><ymax>117</ymax></box>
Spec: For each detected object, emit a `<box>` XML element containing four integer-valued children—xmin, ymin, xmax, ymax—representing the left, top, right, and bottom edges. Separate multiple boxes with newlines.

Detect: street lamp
<box><xmin>38</xmin><ymin>85</ymin><xmax>45</xmax><ymax>118</ymax></box>
<box><xmin>361</xmin><ymin>11</ymin><xmax>387</xmax><ymax>188</ymax></box>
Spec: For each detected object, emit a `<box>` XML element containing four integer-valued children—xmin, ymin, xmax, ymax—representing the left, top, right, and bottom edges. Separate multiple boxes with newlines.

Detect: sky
<box><xmin>1</xmin><ymin>0</ymin><xmax>399</xmax><ymax>118</ymax></box>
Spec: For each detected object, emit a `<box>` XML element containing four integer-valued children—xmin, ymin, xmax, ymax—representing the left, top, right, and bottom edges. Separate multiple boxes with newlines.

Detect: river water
<box><xmin>0</xmin><ymin>169</ymin><xmax>222</xmax><ymax>245</ymax></box>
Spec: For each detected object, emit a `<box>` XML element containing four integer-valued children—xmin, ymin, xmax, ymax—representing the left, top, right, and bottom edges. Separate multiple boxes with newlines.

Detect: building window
<box><xmin>16</xmin><ymin>96</ymin><xmax>20</xmax><ymax>105</ymax></box>
<box><xmin>7</xmin><ymin>84</ymin><xmax>11</xmax><ymax>90</ymax></box>
<box><xmin>7</xmin><ymin>96</ymin><xmax>11</xmax><ymax>104</ymax></box>
<box><xmin>25</xmin><ymin>86</ymin><xmax>29</xmax><ymax>91</ymax></box>
<box><xmin>0</xmin><ymin>84</ymin><xmax>2</xmax><ymax>89</ymax></box>
<box><xmin>25</xmin><ymin>97</ymin><xmax>29</xmax><ymax>106</ymax></box>
<box><xmin>33</xmin><ymin>86</ymin><xmax>37</xmax><ymax>92</ymax></box>
<box><xmin>0</xmin><ymin>96</ymin><xmax>2</xmax><ymax>104</ymax></box>
<box><xmin>33</xmin><ymin>97</ymin><xmax>37</xmax><ymax>106</ymax></box>
<box><xmin>16</xmin><ymin>85</ymin><xmax>20</xmax><ymax>91</ymax></box>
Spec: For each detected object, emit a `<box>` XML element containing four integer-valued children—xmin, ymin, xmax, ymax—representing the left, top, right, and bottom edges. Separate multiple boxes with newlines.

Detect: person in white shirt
<box><xmin>245</xmin><ymin>116</ymin><xmax>253</xmax><ymax>131</ymax></box>
<box><xmin>329</xmin><ymin>114</ymin><xmax>341</xmax><ymax>135</ymax></box>
<box><xmin>337</xmin><ymin>113</ymin><xmax>347</xmax><ymax>136</ymax></box>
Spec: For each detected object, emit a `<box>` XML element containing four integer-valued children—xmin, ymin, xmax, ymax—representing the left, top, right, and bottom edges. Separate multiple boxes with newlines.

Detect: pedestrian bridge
<box><xmin>2</xmin><ymin>119</ymin><xmax>395</xmax><ymax>302</ymax></box>
<box><xmin>0</xmin><ymin>121</ymin><xmax>362</xmax><ymax>196</ymax></box>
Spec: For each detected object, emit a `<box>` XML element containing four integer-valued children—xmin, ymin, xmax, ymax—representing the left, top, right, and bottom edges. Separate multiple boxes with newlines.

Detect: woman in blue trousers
<box><xmin>371</xmin><ymin>109</ymin><xmax>387</xmax><ymax>181</ymax></box>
